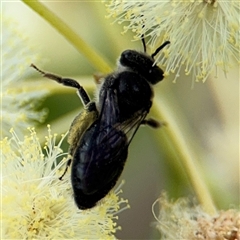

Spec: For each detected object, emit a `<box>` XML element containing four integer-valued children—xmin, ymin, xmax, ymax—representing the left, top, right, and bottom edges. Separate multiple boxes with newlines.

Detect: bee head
<box><xmin>119</xmin><ymin>41</ymin><xmax>170</xmax><ymax>85</ymax></box>
<box><xmin>119</xmin><ymin>50</ymin><xmax>164</xmax><ymax>85</ymax></box>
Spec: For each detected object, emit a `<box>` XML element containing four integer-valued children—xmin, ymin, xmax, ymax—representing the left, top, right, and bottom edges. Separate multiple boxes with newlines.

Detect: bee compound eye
<box><xmin>119</xmin><ymin>50</ymin><xmax>134</xmax><ymax>66</ymax></box>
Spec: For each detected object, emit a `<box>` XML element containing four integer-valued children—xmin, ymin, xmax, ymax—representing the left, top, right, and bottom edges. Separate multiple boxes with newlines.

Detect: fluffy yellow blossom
<box><xmin>1</xmin><ymin>126</ymin><xmax>129</xmax><ymax>239</ymax></box>
<box><xmin>105</xmin><ymin>0</ymin><xmax>239</xmax><ymax>82</ymax></box>
<box><xmin>1</xmin><ymin>18</ymin><xmax>48</xmax><ymax>138</ymax></box>
<box><xmin>153</xmin><ymin>193</ymin><xmax>240</xmax><ymax>239</ymax></box>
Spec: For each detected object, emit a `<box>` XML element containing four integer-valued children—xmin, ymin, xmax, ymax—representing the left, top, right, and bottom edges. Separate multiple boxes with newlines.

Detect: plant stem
<box><xmin>153</xmin><ymin>94</ymin><xmax>217</xmax><ymax>215</ymax></box>
<box><xmin>22</xmin><ymin>0</ymin><xmax>112</xmax><ymax>74</ymax></box>
<box><xmin>24</xmin><ymin>0</ymin><xmax>216</xmax><ymax>215</ymax></box>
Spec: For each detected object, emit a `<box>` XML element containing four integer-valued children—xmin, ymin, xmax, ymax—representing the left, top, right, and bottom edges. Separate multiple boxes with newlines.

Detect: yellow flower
<box><xmin>1</xmin><ymin>18</ymin><xmax>48</xmax><ymax>138</ymax></box>
<box><xmin>105</xmin><ymin>1</ymin><xmax>239</xmax><ymax>82</ymax></box>
<box><xmin>1</xmin><ymin>126</ymin><xmax>129</xmax><ymax>239</ymax></box>
<box><xmin>153</xmin><ymin>193</ymin><xmax>240</xmax><ymax>239</ymax></box>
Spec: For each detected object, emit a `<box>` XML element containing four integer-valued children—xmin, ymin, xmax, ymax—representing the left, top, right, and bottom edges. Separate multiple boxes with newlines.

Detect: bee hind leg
<box><xmin>59</xmin><ymin>158</ymin><xmax>72</xmax><ymax>180</ymax></box>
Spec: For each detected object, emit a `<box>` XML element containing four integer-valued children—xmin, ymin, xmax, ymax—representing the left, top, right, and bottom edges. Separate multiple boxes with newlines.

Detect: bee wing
<box><xmin>73</xmin><ymin>87</ymin><xmax>147</xmax><ymax>195</ymax></box>
<box><xmin>98</xmin><ymin>83</ymin><xmax>148</xmax><ymax>144</ymax></box>
<box><xmin>116</xmin><ymin>111</ymin><xmax>148</xmax><ymax>144</ymax></box>
<box><xmin>98</xmin><ymin>85</ymin><xmax>120</xmax><ymax>127</ymax></box>
<box><xmin>72</xmin><ymin>120</ymin><xmax>128</xmax><ymax>195</ymax></box>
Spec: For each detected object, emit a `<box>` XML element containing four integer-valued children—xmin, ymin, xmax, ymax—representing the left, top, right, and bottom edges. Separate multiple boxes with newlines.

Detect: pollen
<box><xmin>1</xmin><ymin>126</ymin><xmax>128</xmax><ymax>239</ymax></box>
<box><xmin>154</xmin><ymin>193</ymin><xmax>240</xmax><ymax>240</ymax></box>
<box><xmin>104</xmin><ymin>0</ymin><xmax>239</xmax><ymax>82</ymax></box>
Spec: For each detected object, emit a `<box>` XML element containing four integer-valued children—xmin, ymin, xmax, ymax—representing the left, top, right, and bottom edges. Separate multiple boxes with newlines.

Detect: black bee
<box><xmin>31</xmin><ymin>39</ymin><xmax>170</xmax><ymax>210</ymax></box>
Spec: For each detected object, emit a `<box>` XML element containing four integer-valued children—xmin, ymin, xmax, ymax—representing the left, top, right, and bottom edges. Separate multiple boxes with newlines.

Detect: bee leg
<box><xmin>141</xmin><ymin>118</ymin><xmax>166</xmax><ymax>128</ymax></box>
<box><xmin>30</xmin><ymin>64</ymin><xmax>90</xmax><ymax>106</ymax></box>
<box><xmin>59</xmin><ymin>158</ymin><xmax>72</xmax><ymax>180</ymax></box>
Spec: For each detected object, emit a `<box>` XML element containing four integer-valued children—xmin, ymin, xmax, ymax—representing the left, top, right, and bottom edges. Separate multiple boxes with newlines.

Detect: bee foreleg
<box><xmin>30</xmin><ymin>64</ymin><xmax>90</xmax><ymax>106</ymax></box>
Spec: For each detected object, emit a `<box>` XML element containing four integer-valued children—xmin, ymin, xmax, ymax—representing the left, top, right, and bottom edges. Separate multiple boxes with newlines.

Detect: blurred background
<box><xmin>3</xmin><ymin>1</ymin><xmax>239</xmax><ymax>239</ymax></box>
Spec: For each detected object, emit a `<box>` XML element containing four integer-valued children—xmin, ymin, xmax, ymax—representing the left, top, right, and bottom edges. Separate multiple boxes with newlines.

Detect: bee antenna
<box><xmin>30</xmin><ymin>63</ymin><xmax>46</xmax><ymax>75</ymax></box>
<box><xmin>151</xmin><ymin>41</ymin><xmax>170</xmax><ymax>59</ymax></box>
<box><xmin>141</xmin><ymin>35</ymin><xmax>147</xmax><ymax>53</ymax></box>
